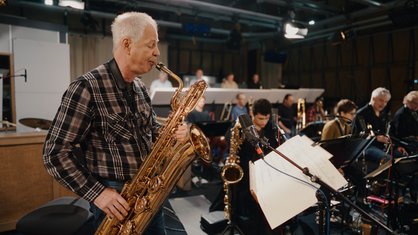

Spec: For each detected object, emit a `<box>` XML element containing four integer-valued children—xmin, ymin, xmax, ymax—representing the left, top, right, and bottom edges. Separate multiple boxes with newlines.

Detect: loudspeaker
<box><xmin>389</xmin><ymin>4</ymin><xmax>418</xmax><ymax>27</ymax></box>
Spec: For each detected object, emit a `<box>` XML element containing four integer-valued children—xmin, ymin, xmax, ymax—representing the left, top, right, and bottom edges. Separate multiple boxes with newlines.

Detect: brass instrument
<box><xmin>296</xmin><ymin>98</ymin><xmax>305</xmax><ymax>134</ymax></box>
<box><xmin>222</xmin><ymin>119</ymin><xmax>245</xmax><ymax>221</ymax></box>
<box><xmin>220</xmin><ymin>102</ymin><xmax>233</xmax><ymax>120</ymax></box>
<box><xmin>95</xmin><ymin>62</ymin><xmax>212</xmax><ymax>235</ymax></box>
<box><xmin>247</xmin><ymin>96</ymin><xmax>255</xmax><ymax>116</ymax></box>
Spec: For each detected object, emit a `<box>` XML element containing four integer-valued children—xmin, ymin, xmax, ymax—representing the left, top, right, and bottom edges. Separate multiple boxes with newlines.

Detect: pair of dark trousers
<box><xmin>90</xmin><ymin>180</ymin><xmax>166</xmax><ymax>235</ymax></box>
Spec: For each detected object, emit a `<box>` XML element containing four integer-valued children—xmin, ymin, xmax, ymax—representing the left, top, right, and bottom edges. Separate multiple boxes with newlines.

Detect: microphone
<box><xmin>272</xmin><ymin>108</ymin><xmax>279</xmax><ymax>141</ymax></box>
<box><xmin>238</xmin><ymin>114</ymin><xmax>265</xmax><ymax>160</ymax></box>
<box><xmin>272</xmin><ymin>108</ymin><xmax>288</xmax><ymax>143</ymax></box>
<box><xmin>356</xmin><ymin>115</ymin><xmax>367</xmax><ymax>131</ymax></box>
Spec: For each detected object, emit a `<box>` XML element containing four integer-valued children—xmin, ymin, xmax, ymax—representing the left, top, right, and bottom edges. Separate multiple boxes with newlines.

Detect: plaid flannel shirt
<box><xmin>306</xmin><ymin>105</ymin><xmax>317</xmax><ymax>123</ymax></box>
<box><xmin>43</xmin><ymin>59</ymin><xmax>161</xmax><ymax>202</ymax></box>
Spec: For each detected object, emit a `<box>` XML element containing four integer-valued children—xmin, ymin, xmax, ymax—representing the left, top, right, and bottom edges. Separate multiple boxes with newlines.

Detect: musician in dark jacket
<box><xmin>352</xmin><ymin>87</ymin><xmax>408</xmax><ymax>163</ymax></box>
<box><xmin>394</xmin><ymin>91</ymin><xmax>418</xmax><ymax>154</ymax></box>
<box><xmin>223</xmin><ymin>99</ymin><xmax>279</xmax><ymax>234</ymax></box>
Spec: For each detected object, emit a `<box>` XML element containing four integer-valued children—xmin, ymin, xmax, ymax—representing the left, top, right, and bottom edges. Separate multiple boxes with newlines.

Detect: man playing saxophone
<box><xmin>43</xmin><ymin>12</ymin><xmax>187</xmax><ymax>235</ymax></box>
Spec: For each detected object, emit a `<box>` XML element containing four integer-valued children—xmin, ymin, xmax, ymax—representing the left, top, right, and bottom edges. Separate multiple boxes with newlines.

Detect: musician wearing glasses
<box><xmin>394</xmin><ymin>91</ymin><xmax>418</xmax><ymax>154</ymax></box>
<box><xmin>352</xmin><ymin>87</ymin><xmax>408</xmax><ymax>163</ymax></box>
<box><xmin>321</xmin><ymin>100</ymin><xmax>368</xmax><ymax>199</ymax></box>
<box><xmin>43</xmin><ymin>12</ymin><xmax>187</xmax><ymax>234</ymax></box>
<box><xmin>321</xmin><ymin>99</ymin><xmax>357</xmax><ymax>140</ymax></box>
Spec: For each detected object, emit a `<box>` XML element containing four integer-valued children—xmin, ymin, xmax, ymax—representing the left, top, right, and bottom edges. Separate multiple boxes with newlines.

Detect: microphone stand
<box><xmin>244</xmin><ymin>131</ymin><xmax>398</xmax><ymax>235</ymax></box>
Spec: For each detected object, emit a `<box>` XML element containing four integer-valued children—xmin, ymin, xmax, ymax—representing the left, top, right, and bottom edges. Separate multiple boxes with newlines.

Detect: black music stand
<box><xmin>195</xmin><ymin>121</ymin><xmax>232</xmax><ymax>138</ymax></box>
<box><xmin>365</xmin><ymin>155</ymin><xmax>418</xmax><ymax>232</ymax></box>
<box><xmin>365</xmin><ymin>155</ymin><xmax>418</xmax><ymax>180</ymax></box>
<box><xmin>318</xmin><ymin>135</ymin><xmax>375</xmax><ymax>169</ymax></box>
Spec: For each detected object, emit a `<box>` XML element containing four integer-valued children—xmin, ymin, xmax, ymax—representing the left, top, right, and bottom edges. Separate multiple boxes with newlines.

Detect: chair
<box><xmin>16</xmin><ymin>196</ymin><xmax>93</xmax><ymax>235</ymax></box>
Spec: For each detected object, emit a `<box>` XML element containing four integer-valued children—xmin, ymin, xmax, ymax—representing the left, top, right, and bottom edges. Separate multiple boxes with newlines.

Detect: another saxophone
<box><xmin>95</xmin><ymin>62</ymin><xmax>212</xmax><ymax>235</ymax></box>
<box><xmin>221</xmin><ymin>119</ymin><xmax>245</xmax><ymax>221</ymax></box>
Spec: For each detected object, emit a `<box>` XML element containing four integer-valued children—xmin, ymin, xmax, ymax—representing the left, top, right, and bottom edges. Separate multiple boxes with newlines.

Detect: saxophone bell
<box><xmin>221</xmin><ymin>163</ymin><xmax>244</xmax><ymax>184</ymax></box>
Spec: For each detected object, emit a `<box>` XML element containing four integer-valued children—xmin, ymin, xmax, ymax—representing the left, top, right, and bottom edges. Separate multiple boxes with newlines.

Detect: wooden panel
<box><xmin>0</xmin><ymin>132</ymin><xmax>78</xmax><ymax>232</ymax></box>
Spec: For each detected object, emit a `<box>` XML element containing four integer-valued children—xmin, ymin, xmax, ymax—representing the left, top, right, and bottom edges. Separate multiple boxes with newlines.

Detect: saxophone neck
<box><xmin>154</xmin><ymin>62</ymin><xmax>183</xmax><ymax>111</ymax></box>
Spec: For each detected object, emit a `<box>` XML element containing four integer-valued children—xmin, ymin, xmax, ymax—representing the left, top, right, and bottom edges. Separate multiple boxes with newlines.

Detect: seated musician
<box><xmin>231</xmin><ymin>93</ymin><xmax>248</xmax><ymax>121</ymax></box>
<box><xmin>352</xmin><ymin>87</ymin><xmax>408</xmax><ymax>163</ymax></box>
<box><xmin>223</xmin><ymin>99</ymin><xmax>279</xmax><ymax>234</ymax></box>
<box><xmin>278</xmin><ymin>94</ymin><xmax>297</xmax><ymax>139</ymax></box>
<box><xmin>321</xmin><ymin>99</ymin><xmax>357</xmax><ymax>140</ymax></box>
<box><xmin>306</xmin><ymin>96</ymin><xmax>326</xmax><ymax>123</ymax></box>
<box><xmin>321</xmin><ymin>99</ymin><xmax>367</xmax><ymax>199</ymax></box>
<box><xmin>187</xmin><ymin>96</ymin><xmax>227</xmax><ymax>166</ymax></box>
<box><xmin>394</xmin><ymin>91</ymin><xmax>418</xmax><ymax>154</ymax></box>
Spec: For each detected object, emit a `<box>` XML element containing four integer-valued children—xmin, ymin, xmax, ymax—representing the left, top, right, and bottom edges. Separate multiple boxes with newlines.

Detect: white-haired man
<box><xmin>394</xmin><ymin>91</ymin><xmax>418</xmax><ymax>153</ymax></box>
<box><xmin>353</xmin><ymin>87</ymin><xmax>407</xmax><ymax>163</ymax></box>
<box><xmin>43</xmin><ymin>12</ymin><xmax>186</xmax><ymax>234</ymax></box>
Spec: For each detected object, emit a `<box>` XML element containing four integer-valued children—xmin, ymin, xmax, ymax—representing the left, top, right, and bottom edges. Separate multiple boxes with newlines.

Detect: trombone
<box><xmin>220</xmin><ymin>102</ymin><xmax>233</xmax><ymax>120</ymax></box>
<box><xmin>296</xmin><ymin>98</ymin><xmax>305</xmax><ymax>135</ymax></box>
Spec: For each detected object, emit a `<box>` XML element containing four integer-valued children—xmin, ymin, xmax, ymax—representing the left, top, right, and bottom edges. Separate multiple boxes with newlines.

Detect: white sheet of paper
<box><xmin>250</xmin><ymin>135</ymin><xmax>347</xmax><ymax>229</ymax></box>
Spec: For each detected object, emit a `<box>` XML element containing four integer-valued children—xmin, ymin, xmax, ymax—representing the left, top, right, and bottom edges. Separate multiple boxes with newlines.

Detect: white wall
<box><xmin>0</xmin><ymin>23</ymin><xmax>70</xmax><ymax>132</ymax></box>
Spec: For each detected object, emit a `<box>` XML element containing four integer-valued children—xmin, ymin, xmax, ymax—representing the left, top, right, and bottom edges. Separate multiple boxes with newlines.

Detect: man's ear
<box><xmin>121</xmin><ymin>38</ymin><xmax>132</xmax><ymax>55</ymax></box>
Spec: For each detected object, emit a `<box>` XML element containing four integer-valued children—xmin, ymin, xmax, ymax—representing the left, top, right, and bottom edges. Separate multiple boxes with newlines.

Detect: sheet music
<box><xmin>250</xmin><ymin>135</ymin><xmax>347</xmax><ymax>229</ymax></box>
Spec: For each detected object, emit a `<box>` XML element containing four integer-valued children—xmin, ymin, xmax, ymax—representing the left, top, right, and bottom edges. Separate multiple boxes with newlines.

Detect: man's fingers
<box><xmin>114</xmin><ymin>199</ymin><xmax>129</xmax><ymax>217</ymax></box>
<box><xmin>104</xmin><ymin>207</ymin><xmax>116</xmax><ymax>220</ymax></box>
<box><xmin>108</xmin><ymin>204</ymin><xmax>124</xmax><ymax>220</ymax></box>
<box><xmin>117</xmin><ymin>196</ymin><xmax>131</xmax><ymax>211</ymax></box>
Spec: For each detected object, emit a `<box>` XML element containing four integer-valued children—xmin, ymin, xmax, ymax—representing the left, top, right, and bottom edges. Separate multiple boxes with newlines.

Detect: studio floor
<box><xmin>0</xmin><ymin>162</ymin><xmax>395</xmax><ymax>235</ymax></box>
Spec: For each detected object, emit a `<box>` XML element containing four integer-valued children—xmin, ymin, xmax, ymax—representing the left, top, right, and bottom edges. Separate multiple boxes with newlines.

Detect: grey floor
<box><xmin>0</xmin><ymin>163</ymin><xmax>402</xmax><ymax>235</ymax></box>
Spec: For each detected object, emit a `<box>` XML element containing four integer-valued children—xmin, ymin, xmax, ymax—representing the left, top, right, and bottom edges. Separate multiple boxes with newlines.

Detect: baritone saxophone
<box><xmin>95</xmin><ymin>62</ymin><xmax>212</xmax><ymax>235</ymax></box>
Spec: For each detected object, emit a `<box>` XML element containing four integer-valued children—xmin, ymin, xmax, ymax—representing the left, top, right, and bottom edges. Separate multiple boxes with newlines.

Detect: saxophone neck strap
<box><xmin>109</xmin><ymin>58</ymin><xmax>126</xmax><ymax>90</ymax></box>
<box><xmin>109</xmin><ymin>58</ymin><xmax>137</xmax><ymax>115</ymax></box>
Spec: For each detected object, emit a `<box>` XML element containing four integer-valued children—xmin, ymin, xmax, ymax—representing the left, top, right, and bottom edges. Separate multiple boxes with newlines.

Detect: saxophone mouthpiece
<box><xmin>154</xmin><ymin>62</ymin><xmax>165</xmax><ymax>72</ymax></box>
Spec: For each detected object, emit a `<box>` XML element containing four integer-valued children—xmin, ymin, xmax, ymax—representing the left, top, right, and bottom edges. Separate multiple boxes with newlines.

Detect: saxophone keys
<box><xmin>134</xmin><ymin>197</ymin><xmax>149</xmax><ymax>214</ymax></box>
<box><xmin>224</xmin><ymin>194</ymin><xmax>228</xmax><ymax>204</ymax></box>
<box><xmin>119</xmin><ymin>221</ymin><xmax>133</xmax><ymax>235</ymax></box>
<box><xmin>148</xmin><ymin>176</ymin><xmax>164</xmax><ymax>193</ymax></box>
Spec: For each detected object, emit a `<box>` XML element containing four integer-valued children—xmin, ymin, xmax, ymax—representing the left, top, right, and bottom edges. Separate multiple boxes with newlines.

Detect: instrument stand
<box><xmin>221</xmin><ymin>183</ymin><xmax>244</xmax><ymax>235</ymax></box>
<box><xmin>315</xmin><ymin>191</ymin><xmax>327</xmax><ymax>235</ymax></box>
<box><xmin>221</xmin><ymin>221</ymin><xmax>244</xmax><ymax>235</ymax></box>
<box><xmin>244</xmin><ymin>131</ymin><xmax>397</xmax><ymax>234</ymax></box>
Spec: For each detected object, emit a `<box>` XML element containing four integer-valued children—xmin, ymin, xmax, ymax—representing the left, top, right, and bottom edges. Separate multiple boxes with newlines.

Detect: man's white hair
<box><xmin>111</xmin><ymin>12</ymin><xmax>158</xmax><ymax>53</ymax></box>
<box><xmin>403</xmin><ymin>91</ymin><xmax>418</xmax><ymax>105</ymax></box>
<box><xmin>370</xmin><ymin>87</ymin><xmax>391</xmax><ymax>102</ymax></box>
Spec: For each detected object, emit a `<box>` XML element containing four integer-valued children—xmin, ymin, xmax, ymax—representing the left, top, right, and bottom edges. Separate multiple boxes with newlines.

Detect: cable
<box><xmin>261</xmin><ymin>158</ymin><xmax>330</xmax><ymax>235</ymax></box>
<box><xmin>0</xmin><ymin>68</ymin><xmax>25</xmax><ymax>80</ymax></box>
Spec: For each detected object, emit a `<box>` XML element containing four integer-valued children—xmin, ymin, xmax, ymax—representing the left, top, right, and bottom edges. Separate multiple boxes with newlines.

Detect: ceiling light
<box><xmin>328</xmin><ymin>27</ymin><xmax>356</xmax><ymax>45</ymax></box>
<box><xmin>284</xmin><ymin>22</ymin><xmax>308</xmax><ymax>39</ymax></box>
<box><xmin>309</xmin><ymin>20</ymin><xmax>315</xmax><ymax>25</ymax></box>
<box><xmin>59</xmin><ymin>0</ymin><xmax>84</xmax><ymax>10</ymax></box>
